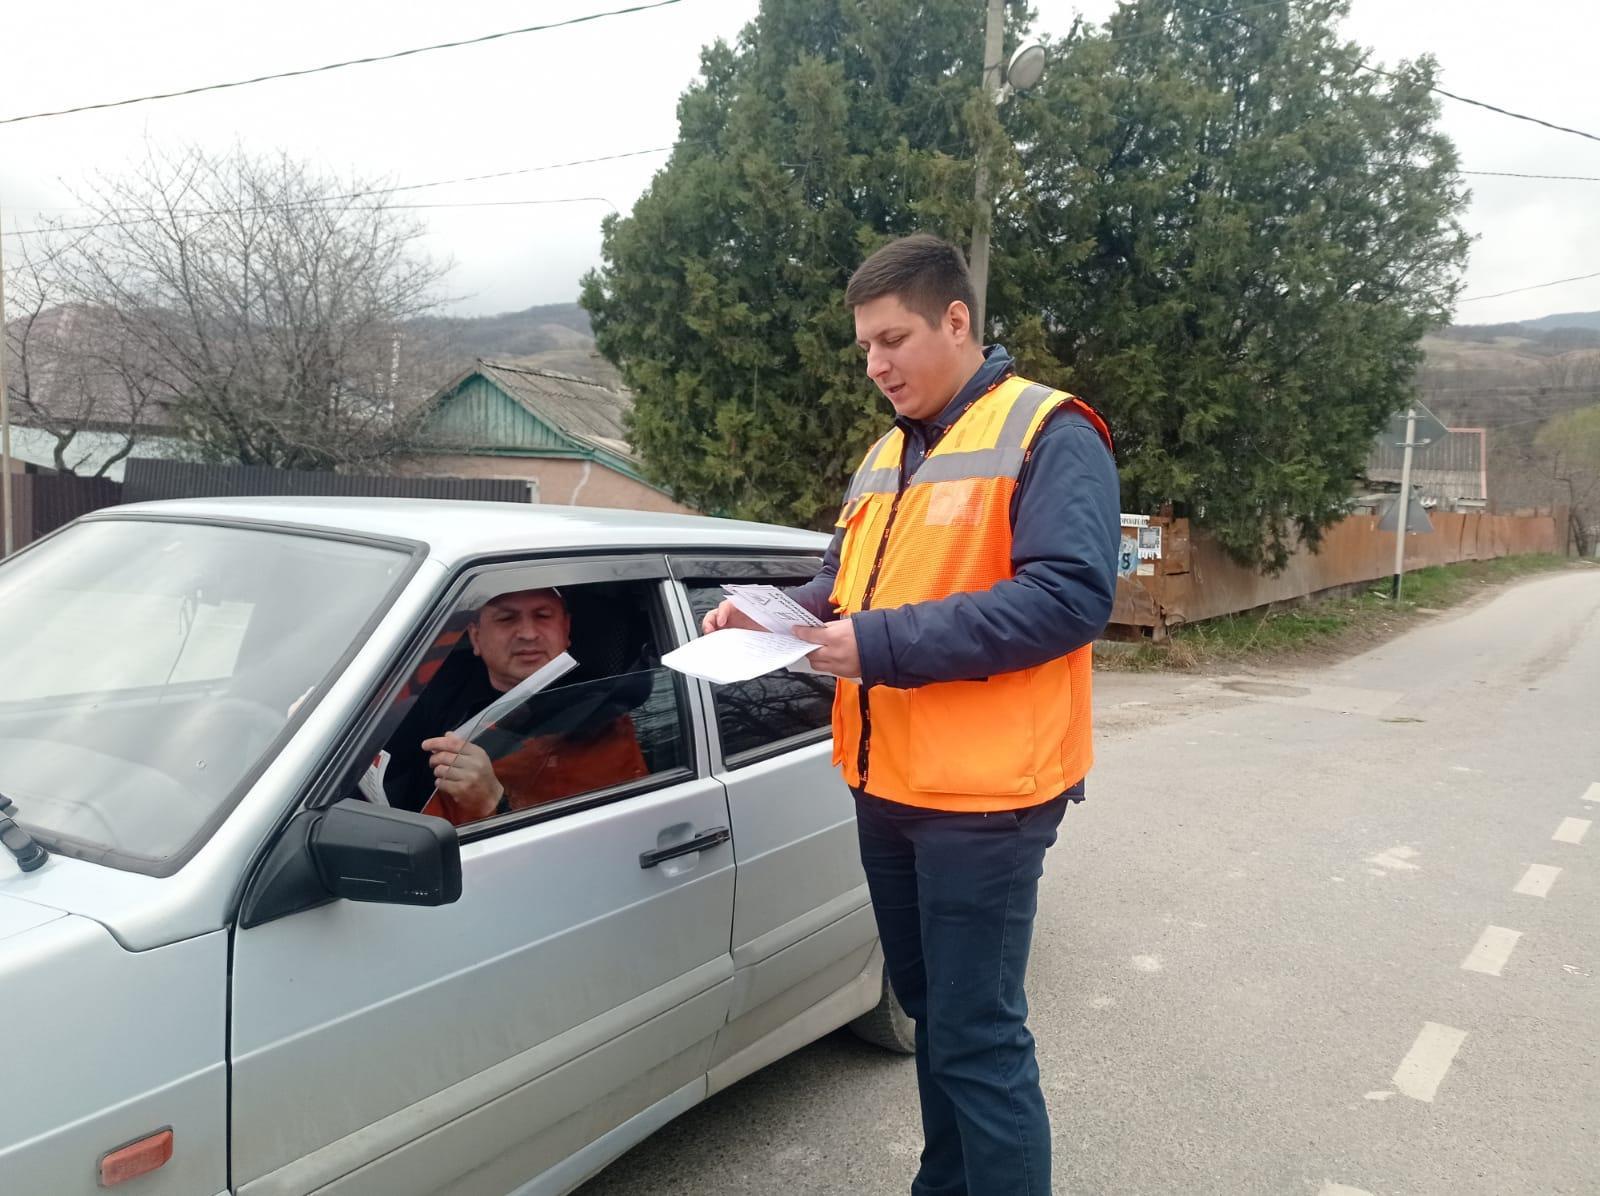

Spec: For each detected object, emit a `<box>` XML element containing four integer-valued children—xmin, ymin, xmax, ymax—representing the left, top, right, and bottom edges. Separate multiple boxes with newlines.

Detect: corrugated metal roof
<box><xmin>1</xmin><ymin>424</ymin><xmax>188</xmax><ymax>481</ymax></box>
<box><xmin>473</xmin><ymin>359</ymin><xmax>638</xmax><ymax>463</ymax></box>
<box><xmin>1365</xmin><ymin>426</ymin><xmax>1488</xmax><ymax>503</ymax></box>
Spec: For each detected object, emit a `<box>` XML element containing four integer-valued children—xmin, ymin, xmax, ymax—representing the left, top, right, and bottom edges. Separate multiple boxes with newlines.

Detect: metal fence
<box><xmin>2</xmin><ymin>471</ymin><xmax>123</xmax><ymax>551</ymax></box>
<box><xmin>1110</xmin><ymin>509</ymin><xmax>1565</xmax><ymax>638</ymax></box>
<box><xmin>120</xmin><ymin>459</ymin><xmax>531</xmax><ymax>505</ymax></box>
<box><xmin>2</xmin><ymin>458</ymin><xmax>534</xmax><ymax>552</ymax></box>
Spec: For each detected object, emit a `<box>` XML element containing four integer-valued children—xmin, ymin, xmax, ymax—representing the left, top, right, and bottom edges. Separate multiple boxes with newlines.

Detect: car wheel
<box><xmin>849</xmin><ymin>964</ymin><xmax>916</xmax><ymax>1054</ymax></box>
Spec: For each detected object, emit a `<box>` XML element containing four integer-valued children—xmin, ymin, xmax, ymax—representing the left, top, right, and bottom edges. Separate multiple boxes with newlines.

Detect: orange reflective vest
<box><xmin>828</xmin><ymin>374</ymin><xmax>1113</xmax><ymax>812</ymax></box>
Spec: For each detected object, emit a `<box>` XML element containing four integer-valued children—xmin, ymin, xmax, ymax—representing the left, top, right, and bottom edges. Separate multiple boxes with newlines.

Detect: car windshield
<box><xmin>0</xmin><ymin>519</ymin><xmax>413</xmax><ymax>872</ymax></box>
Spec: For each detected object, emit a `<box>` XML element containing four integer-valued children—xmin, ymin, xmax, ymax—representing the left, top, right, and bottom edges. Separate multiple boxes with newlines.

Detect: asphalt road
<box><xmin>579</xmin><ymin>567</ymin><xmax>1600</xmax><ymax>1196</ymax></box>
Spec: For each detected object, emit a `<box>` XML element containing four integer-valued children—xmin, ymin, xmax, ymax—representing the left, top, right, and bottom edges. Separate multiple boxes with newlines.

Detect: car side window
<box><xmin>371</xmin><ymin>575</ymin><xmax>692</xmax><ymax>830</ymax></box>
<box><xmin>682</xmin><ymin>579</ymin><xmax>835</xmax><ymax>765</ymax></box>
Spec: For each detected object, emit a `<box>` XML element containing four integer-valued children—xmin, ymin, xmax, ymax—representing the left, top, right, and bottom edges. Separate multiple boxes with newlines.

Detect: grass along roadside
<box><xmin>1097</xmin><ymin>554</ymin><xmax>1586</xmax><ymax>672</ymax></box>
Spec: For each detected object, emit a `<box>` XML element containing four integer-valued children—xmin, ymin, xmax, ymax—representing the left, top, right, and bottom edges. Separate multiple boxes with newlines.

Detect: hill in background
<box><xmin>1418</xmin><ymin>311</ymin><xmax>1600</xmax><ymax>514</ymax></box>
<box><xmin>1517</xmin><ymin>310</ymin><xmax>1600</xmax><ymax>334</ymax></box>
<box><xmin>411</xmin><ymin>302</ymin><xmax>621</xmax><ymax>387</ymax></box>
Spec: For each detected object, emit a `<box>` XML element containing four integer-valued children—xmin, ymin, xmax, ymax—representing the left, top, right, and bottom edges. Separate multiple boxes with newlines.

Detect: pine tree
<box><xmin>585</xmin><ymin>0</ymin><xmax>1470</xmax><ymax>570</ymax></box>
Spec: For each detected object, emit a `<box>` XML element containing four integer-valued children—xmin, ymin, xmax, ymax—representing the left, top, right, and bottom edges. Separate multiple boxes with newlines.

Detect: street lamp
<box><xmin>969</xmin><ymin>8</ymin><xmax>1046</xmax><ymax>336</ymax></box>
<box><xmin>1001</xmin><ymin>43</ymin><xmax>1047</xmax><ymax>97</ymax></box>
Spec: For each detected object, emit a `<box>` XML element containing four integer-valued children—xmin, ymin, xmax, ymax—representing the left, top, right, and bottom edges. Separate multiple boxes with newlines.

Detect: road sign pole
<box><xmin>1390</xmin><ymin>407</ymin><xmax>1417</xmax><ymax>600</ymax></box>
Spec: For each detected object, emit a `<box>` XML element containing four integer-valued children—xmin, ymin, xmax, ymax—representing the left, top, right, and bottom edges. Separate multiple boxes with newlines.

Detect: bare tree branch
<box><xmin>31</xmin><ymin>144</ymin><xmax>456</xmax><ymax>471</ymax></box>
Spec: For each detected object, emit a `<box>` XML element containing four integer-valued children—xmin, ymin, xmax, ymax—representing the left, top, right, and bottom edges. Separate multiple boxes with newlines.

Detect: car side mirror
<box><xmin>312</xmin><ymin>800</ymin><xmax>462</xmax><ymax>906</ymax></box>
<box><xmin>241</xmin><ymin>799</ymin><xmax>462</xmax><ymax>929</ymax></box>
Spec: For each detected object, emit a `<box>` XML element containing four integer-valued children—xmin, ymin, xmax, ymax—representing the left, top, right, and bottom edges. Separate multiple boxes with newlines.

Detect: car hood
<box><xmin>0</xmin><ymin>891</ymin><xmax>66</xmax><ymax>943</ymax></box>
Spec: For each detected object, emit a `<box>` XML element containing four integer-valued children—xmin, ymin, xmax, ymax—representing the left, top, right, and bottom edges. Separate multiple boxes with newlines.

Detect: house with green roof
<box><xmin>399</xmin><ymin>359</ymin><xmax>692</xmax><ymax>514</ymax></box>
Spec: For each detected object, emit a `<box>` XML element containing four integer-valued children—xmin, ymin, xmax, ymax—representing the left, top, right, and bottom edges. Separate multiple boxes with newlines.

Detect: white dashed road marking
<box><xmin>1366</xmin><ymin>845</ymin><xmax>1421</xmax><ymax>871</ymax></box>
<box><xmin>1393</xmin><ymin>1022</ymin><xmax>1468</xmax><ymax>1103</ymax></box>
<box><xmin>1553</xmin><ymin>817</ymin><xmax>1591</xmax><ymax>845</ymax></box>
<box><xmin>1582</xmin><ymin>782</ymin><xmax>1600</xmax><ymax>803</ymax></box>
<box><xmin>1320</xmin><ymin>1184</ymin><xmax>1375</xmax><ymax>1196</ymax></box>
<box><xmin>1461</xmin><ymin>926</ymin><xmax>1522</xmax><ymax>976</ymax></box>
<box><xmin>1514</xmin><ymin>864</ymin><xmax>1562</xmax><ymax>898</ymax></box>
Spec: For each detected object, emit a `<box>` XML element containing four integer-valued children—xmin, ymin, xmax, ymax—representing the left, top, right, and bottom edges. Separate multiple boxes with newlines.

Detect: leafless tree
<box><xmin>37</xmin><ymin>145</ymin><xmax>454</xmax><ymax>471</ymax></box>
<box><xmin>1535</xmin><ymin>405</ymin><xmax>1600</xmax><ymax>556</ymax></box>
<box><xmin>3</xmin><ymin>234</ymin><xmax>165</xmax><ymax>476</ymax></box>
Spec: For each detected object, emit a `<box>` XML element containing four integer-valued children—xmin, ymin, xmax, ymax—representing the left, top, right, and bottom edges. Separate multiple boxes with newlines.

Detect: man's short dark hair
<box><xmin>844</xmin><ymin>234</ymin><xmax>977</xmax><ymax>326</ymax></box>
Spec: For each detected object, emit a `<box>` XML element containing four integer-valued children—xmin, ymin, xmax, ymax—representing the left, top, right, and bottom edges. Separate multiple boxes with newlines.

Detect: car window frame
<box><xmin>301</xmin><ymin>552</ymin><xmax>707</xmax><ymax>846</ymax></box>
<box><xmin>668</xmin><ymin>554</ymin><xmax>834</xmax><ymax>772</ymax></box>
<box><xmin>3</xmin><ymin>512</ymin><xmax>429</xmax><ymax>878</ymax></box>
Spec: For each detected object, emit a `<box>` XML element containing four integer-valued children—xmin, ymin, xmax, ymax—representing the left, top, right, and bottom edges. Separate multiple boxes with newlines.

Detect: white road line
<box><xmin>1320</xmin><ymin>1184</ymin><xmax>1374</xmax><ymax>1196</ymax></box>
<box><xmin>1461</xmin><ymin>925</ymin><xmax>1522</xmax><ymax>976</ymax></box>
<box><xmin>1553</xmin><ymin>817</ymin><xmax>1592</xmax><ymax>845</ymax></box>
<box><xmin>1583</xmin><ymin>782</ymin><xmax>1600</xmax><ymax>804</ymax></box>
<box><xmin>1514</xmin><ymin>863</ymin><xmax>1562</xmax><ymax>897</ymax></box>
<box><xmin>1393</xmin><ymin>1022</ymin><xmax>1468</xmax><ymax>1103</ymax></box>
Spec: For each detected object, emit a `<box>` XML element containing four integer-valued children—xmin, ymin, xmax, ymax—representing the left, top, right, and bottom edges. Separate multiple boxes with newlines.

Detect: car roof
<box><xmin>97</xmin><ymin>497</ymin><xmax>830</xmax><ymax>563</ymax></box>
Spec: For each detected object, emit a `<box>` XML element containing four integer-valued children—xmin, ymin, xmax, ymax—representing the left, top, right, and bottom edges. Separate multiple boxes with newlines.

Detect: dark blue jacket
<box><xmin>790</xmin><ymin>343</ymin><xmax>1122</xmax><ymax>698</ymax></box>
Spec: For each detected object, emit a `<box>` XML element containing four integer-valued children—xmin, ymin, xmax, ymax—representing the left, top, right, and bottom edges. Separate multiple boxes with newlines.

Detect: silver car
<box><xmin>0</xmin><ymin>499</ymin><xmax>912</xmax><ymax>1195</ymax></box>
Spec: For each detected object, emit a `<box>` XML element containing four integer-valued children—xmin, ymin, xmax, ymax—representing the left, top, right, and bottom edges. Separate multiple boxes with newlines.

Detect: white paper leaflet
<box><xmin>662</xmin><ymin>628</ymin><xmax>820</xmax><ymax>685</ymax></box>
<box><xmin>723</xmin><ymin>584</ymin><xmax>825</xmax><ymax>633</ymax></box>
<box><xmin>357</xmin><ymin>749</ymin><xmax>391</xmax><ymax>805</ymax></box>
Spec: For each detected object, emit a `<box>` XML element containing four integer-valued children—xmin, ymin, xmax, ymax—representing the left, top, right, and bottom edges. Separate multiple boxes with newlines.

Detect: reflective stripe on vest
<box><xmin>826</xmin><ymin>375</ymin><xmax>1111</xmax><ymax>812</ymax></box>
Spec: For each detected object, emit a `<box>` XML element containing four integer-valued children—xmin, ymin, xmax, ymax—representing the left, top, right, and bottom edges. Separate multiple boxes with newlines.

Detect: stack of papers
<box><xmin>663</xmin><ymin>585</ymin><xmax>825</xmax><ymax>684</ymax></box>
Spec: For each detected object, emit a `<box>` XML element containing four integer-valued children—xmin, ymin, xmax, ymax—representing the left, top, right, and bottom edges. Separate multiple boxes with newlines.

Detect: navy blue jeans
<box><xmin>854</xmin><ymin>790</ymin><xmax>1068</xmax><ymax>1196</ymax></box>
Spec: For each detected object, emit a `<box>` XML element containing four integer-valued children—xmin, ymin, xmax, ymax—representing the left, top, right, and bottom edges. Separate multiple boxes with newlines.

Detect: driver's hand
<box><xmin>422</xmin><ymin>735</ymin><xmax>504</xmax><ymax>823</ymax></box>
<box><xmin>701</xmin><ymin>599</ymin><xmax>764</xmax><ymax>635</ymax></box>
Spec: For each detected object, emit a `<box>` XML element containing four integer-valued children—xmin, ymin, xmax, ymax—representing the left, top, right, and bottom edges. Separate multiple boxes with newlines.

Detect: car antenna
<box><xmin>0</xmin><ymin>793</ymin><xmax>49</xmax><ymax>872</ymax></box>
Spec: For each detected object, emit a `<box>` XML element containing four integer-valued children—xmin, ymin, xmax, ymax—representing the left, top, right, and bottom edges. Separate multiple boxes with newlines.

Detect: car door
<box><xmin>229</xmin><ymin>555</ymin><xmax>735</xmax><ymax>1196</ymax></box>
<box><xmin>671</xmin><ymin>555</ymin><xmax>876</xmax><ymax>1090</ymax></box>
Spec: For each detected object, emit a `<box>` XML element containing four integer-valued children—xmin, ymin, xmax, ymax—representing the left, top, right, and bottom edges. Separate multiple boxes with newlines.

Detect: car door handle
<box><xmin>639</xmin><ymin>826</ymin><xmax>730</xmax><ymax>869</ymax></box>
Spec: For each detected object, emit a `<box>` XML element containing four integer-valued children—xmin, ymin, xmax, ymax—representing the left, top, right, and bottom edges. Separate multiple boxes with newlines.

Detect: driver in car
<box><xmin>381</xmin><ymin>588</ymin><xmax>648</xmax><ymax>825</ymax></box>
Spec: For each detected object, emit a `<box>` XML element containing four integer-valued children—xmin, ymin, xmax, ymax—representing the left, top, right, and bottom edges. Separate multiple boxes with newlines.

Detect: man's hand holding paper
<box><xmin>789</xmin><ymin>619</ymin><xmax>861</xmax><ymax>680</ymax></box>
<box><xmin>670</xmin><ymin>584</ymin><xmax>839</xmax><ymax>684</ymax></box>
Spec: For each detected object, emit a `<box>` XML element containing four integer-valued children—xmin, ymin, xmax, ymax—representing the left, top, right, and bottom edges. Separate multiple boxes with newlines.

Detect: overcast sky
<box><xmin>3</xmin><ymin>0</ymin><xmax>1597</xmax><ymax>325</ymax></box>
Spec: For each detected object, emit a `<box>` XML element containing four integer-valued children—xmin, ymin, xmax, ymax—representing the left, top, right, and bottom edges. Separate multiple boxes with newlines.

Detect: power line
<box><xmin>1458</xmin><ymin>270</ymin><xmax>1600</xmax><ymax>304</ymax></box>
<box><xmin>392</xmin><ymin>196</ymin><xmax>621</xmax><ymax>214</ymax></box>
<box><xmin>0</xmin><ymin>0</ymin><xmax>687</xmax><ymax>127</ymax></box>
<box><xmin>1188</xmin><ymin>2</ymin><xmax>1600</xmax><ymax>147</ymax></box>
<box><xmin>0</xmin><ymin>146</ymin><xmax>674</xmax><ymax>238</ymax></box>
<box><xmin>1095</xmin><ymin>0</ymin><xmax>1296</xmax><ymax>44</ymax></box>
<box><xmin>1355</xmin><ymin>63</ymin><xmax>1600</xmax><ymax>146</ymax></box>
<box><xmin>9</xmin><ymin>143</ymin><xmax>1590</xmax><ymax>242</ymax></box>
<box><xmin>1459</xmin><ymin>169</ymin><xmax>1600</xmax><ymax>183</ymax></box>
<box><xmin>0</xmin><ymin>195</ymin><xmax>624</xmax><ymax>241</ymax></box>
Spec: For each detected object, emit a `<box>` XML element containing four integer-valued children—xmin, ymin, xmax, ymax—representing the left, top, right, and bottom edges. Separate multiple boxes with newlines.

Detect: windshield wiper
<box><xmin>0</xmin><ymin>793</ymin><xmax>49</xmax><ymax>873</ymax></box>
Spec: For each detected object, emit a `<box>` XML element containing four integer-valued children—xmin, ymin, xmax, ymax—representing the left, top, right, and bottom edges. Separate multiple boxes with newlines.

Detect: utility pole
<box><xmin>1390</xmin><ymin>407</ymin><xmax>1418</xmax><ymax>600</ymax></box>
<box><xmin>1</xmin><ymin>198</ymin><xmax>13</xmax><ymax>559</ymax></box>
<box><xmin>968</xmin><ymin>0</ymin><xmax>1006</xmax><ymax>337</ymax></box>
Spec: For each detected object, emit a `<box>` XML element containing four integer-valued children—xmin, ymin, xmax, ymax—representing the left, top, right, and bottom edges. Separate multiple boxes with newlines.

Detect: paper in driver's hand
<box><xmin>450</xmin><ymin>652</ymin><xmax>577</xmax><ymax>744</ymax></box>
<box><xmin>662</xmin><ymin>629</ymin><xmax>820</xmax><ymax>685</ymax></box>
<box><xmin>357</xmin><ymin>749</ymin><xmax>392</xmax><ymax>805</ymax></box>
